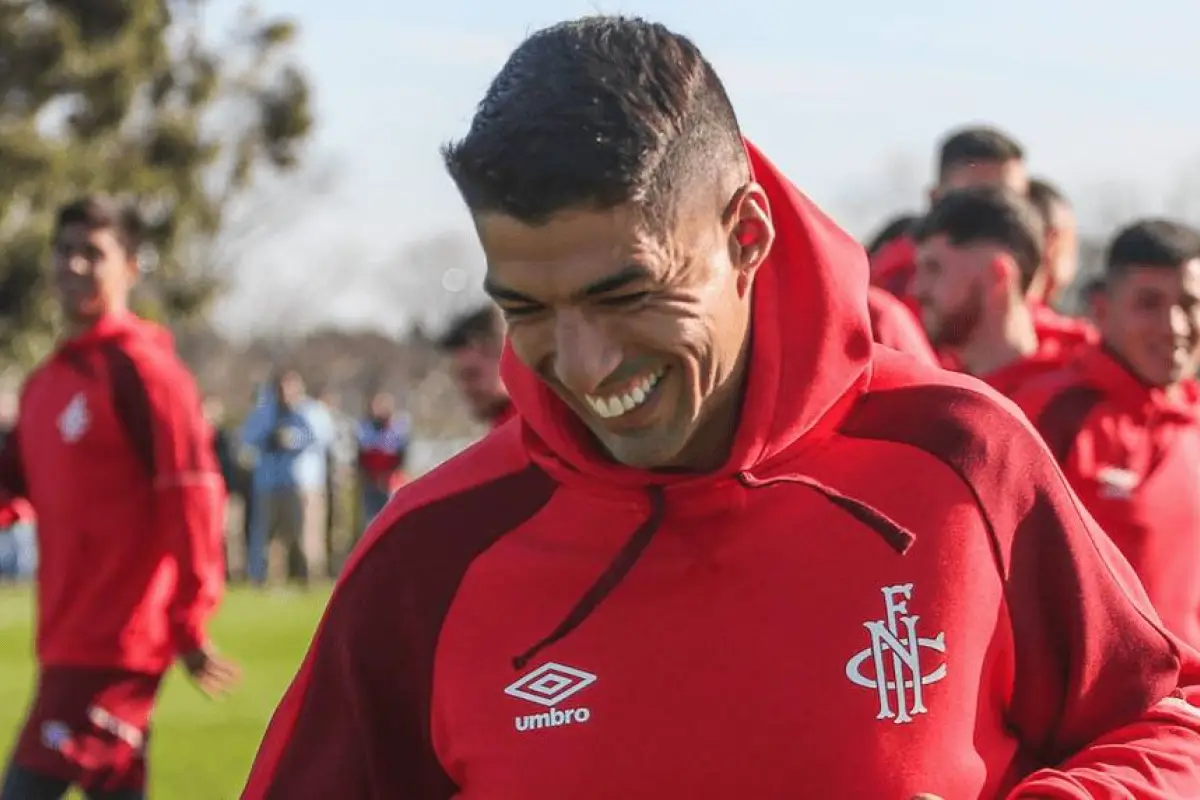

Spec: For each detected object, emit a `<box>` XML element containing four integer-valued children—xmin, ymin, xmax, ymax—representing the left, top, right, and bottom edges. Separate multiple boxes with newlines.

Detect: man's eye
<box><xmin>501</xmin><ymin>304</ymin><xmax>544</xmax><ymax>318</ymax></box>
<box><xmin>596</xmin><ymin>292</ymin><xmax>650</xmax><ymax>308</ymax></box>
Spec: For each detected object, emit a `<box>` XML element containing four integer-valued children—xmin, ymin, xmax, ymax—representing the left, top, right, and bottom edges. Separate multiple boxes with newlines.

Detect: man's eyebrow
<box><xmin>483</xmin><ymin>264</ymin><xmax>654</xmax><ymax>305</ymax></box>
<box><xmin>575</xmin><ymin>264</ymin><xmax>653</xmax><ymax>300</ymax></box>
<box><xmin>482</xmin><ymin>278</ymin><xmax>538</xmax><ymax>305</ymax></box>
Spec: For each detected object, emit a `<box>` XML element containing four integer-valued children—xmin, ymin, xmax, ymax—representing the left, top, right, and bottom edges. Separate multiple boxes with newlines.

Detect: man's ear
<box><xmin>986</xmin><ymin>252</ymin><xmax>1025</xmax><ymax>299</ymax></box>
<box><xmin>726</xmin><ymin>182</ymin><xmax>774</xmax><ymax>296</ymax></box>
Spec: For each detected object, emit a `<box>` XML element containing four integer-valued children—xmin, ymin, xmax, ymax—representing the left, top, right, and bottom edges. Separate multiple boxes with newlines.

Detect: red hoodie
<box><xmin>1031</xmin><ymin>301</ymin><xmax>1099</xmax><ymax>357</ymax></box>
<box><xmin>0</xmin><ymin>314</ymin><xmax>225</xmax><ymax>674</ymax></box>
<box><xmin>1013</xmin><ymin>345</ymin><xmax>1200</xmax><ymax>649</ymax></box>
<box><xmin>975</xmin><ymin>332</ymin><xmax>1078</xmax><ymax>398</ymax></box>
<box><xmin>490</xmin><ymin>399</ymin><xmax>517</xmax><ymax>430</ymax></box>
<box><xmin>869</xmin><ymin>234</ymin><xmax>920</xmax><ymax>316</ymax></box>
<box><xmin>866</xmin><ymin>286</ymin><xmax>938</xmax><ymax>365</ymax></box>
<box><xmin>980</xmin><ymin>350</ymin><xmax>1067</xmax><ymax>397</ymax></box>
<box><xmin>243</xmin><ymin>142</ymin><xmax>1200</xmax><ymax>800</ymax></box>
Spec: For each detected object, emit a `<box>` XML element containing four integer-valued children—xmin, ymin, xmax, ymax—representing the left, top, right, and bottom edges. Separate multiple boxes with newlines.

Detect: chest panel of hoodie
<box><xmin>431</xmin><ymin>447</ymin><xmax>1018</xmax><ymax>800</ymax></box>
<box><xmin>18</xmin><ymin>344</ymin><xmax>171</xmax><ymax>658</ymax></box>
<box><xmin>1066</xmin><ymin>404</ymin><xmax>1200</xmax><ymax>646</ymax></box>
<box><xmin>21</xmin><ymin>352</ymin><xmax>159</xmax><ymax>541</ymax></box>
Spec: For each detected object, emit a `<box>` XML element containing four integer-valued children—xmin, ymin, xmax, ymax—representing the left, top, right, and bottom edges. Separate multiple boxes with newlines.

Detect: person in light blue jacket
<box><xmin>240</xmin><ymin>369</ymin><xmax>333</xmax><ymax>587</ymax></box>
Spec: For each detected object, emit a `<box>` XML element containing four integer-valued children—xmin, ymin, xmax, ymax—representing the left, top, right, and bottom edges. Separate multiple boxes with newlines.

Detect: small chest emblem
<box><xmin>845</xmin><ymin>583</ymin><xmax>947</xmax><ymax>724</ymax></box>
<box><xmin>1096</xmin><ymin>466</ymin><xmax>1139</xmax><ymax>500</ymax></box>
<box><xmin>57</xmin><ymin>392</ymin><xmax>90</xmax><ymax>443</ymax></box>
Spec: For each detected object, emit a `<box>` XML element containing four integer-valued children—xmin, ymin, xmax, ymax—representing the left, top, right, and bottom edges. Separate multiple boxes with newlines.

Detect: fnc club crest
<box><xmin>845</xmin><ymin>583</ymin><xmax>947</xmax><ymax>725</ymax></box>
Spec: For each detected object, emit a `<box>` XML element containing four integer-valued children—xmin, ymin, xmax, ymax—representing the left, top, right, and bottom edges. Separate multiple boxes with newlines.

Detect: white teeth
<box><xmin>585</xmin><ymin>368</ymin><xmax>665</xmax><ymax>419</ymax></box>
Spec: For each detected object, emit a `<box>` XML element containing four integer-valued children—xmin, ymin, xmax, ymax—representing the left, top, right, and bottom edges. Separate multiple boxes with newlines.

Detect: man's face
<box><xmin>476</xmin><ymin>187</ymin><xmax>771</xmax><ymax>470</ymax></box>
<box><xmin>1043</xmin><ymin>203</ymin><xmax>1079</xmax><ymax>302</ymax></box>
<box><xmin>52</xmin><ymin>223</ymin><xmax>137</xmax><ymax>325</ymax></box>
<box><xmin>931</xmin><ymin>159</ymin><xmax>1027</xmax><ymax>203</ymax></box>
<box><xmin>912</xmin><ymin>234</ymin><xmax>995</xmax><ymax>348</ymax></box>
<box><xmin>276</xmin><ymin>372</ymin><xmax>305</xmax><ymax>408</ymax></box>
<box><xmin>369</xmin><ymin>392</ymin><xmax>394</xmax><ymax>420</ymax></box>
<box><xmin>449</xmin><ymin>341</ymin><xmax>507</xmax><ymax>421</ymax></box>
<box><xmin>1096</xmin><ymin>260</ymin><xmax>1200</xmax><ymax>387</ymax></box>
<box><xmin>202</xmin><ymin>397</ymin><xmax>224</xmax><ymax>427</ymax></box>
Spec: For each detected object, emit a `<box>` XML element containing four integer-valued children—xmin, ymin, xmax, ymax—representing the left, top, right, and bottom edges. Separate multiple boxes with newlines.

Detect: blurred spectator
<box><xmin>439</xmin><ymin>305</ymin><xmax>515</xmax><ymax>428</ymax></box>
<box><xmin>316</xmin><ymin>387</ymin><xmax>356</xmax><ymax>575</ymax></box>
<box><xmin>355</xmin><ymin>391</ymin><xmax>410</xmax><ymax>532</ymax></box>
<box><xmin>0</xmin><ymin>391</ymin><xmax>35</xmax><ymax>581</ymax></box>
<box><xmin>239</xmin><ymin>370</ymin><xmax>334</xmax><ymax>587</ymax></box>
<box><xmin>1027</xmin><ymin>177</ymin><xmax>1080</xmax><ymax>308</ymax></box>
<box><xmin>204</xmin><ymin>396</ymin><xmax>251</xmax><ymax>580</ymax></box>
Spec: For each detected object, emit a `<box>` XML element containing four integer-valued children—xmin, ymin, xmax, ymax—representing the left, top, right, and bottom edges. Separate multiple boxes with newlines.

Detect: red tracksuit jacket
<box><xmin>1031</xmin><ymin>301</ymin><xmax>1100</xmax><ymax>356</ymax></box>
<box><xmin>1014</xmin><ymin>345</ymin><xmax>1200</xmax><ymax>649</ymax></box>
<box><xmin>981</xmin><ymin>351</ymin><xmax>1066</xmax><ymax>397</ymax></box>
<box><xmin>977</xmin><ymin>334</ymin><xmax>1076</xmax><ymax>398</ymax></box>
<box><xmin>243</xmin><ymin>142</ymin><xmax>1200</xmax><ymax>799</ymax></box>
<box><xmin>0</xmin><ymin>314</ymin><xmax>225</xmax><ymax>674</ymax></box>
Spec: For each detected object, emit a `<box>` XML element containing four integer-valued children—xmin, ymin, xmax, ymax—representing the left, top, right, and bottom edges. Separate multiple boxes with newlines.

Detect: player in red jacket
<box><xmin>870</xmin><ymin>125</ymin><xmax>1028</xmax><ymax>308</ymax></box>
<box><xmin>1013</xmin><ymin>219</ymin><xmax>1200</xmax><ymax>649</ymax></box>
<box><xmin>870</xmin><ymin>130</ymin><xmax>1095</xmax><ymax>362</ymax></box>
<box><xmin>438</xmin><ymin>305</ymin><xmax>516</xmax><ymax>429</ymax></box>
<box><xmin>910</xmin><ymin>186</ymin><xmax>1080</xmax><ymax>396</ymax></box>
<box><xmin>244</xmin><ymin>17</ymin><xmax>1200</xmax><ymax>799</ymax></box>
<box><xmin>1026</xmin><ymin>178</ymin><xmax>1098</xmax><ymax>350</ymax></box>
<box><xmin>0</xmin><ymin>196</ymin><xmax>237</xmax><ymax>800</ymax></box>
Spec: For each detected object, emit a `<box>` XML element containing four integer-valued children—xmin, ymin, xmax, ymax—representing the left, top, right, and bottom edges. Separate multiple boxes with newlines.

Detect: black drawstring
<box><xmin>737</xmin><ymin>471</ymin><xmax>915</xmax><ymax>554</ymax></box>
<box><xmin>510</xmin><ymin>472</ymin><xmax>913</xmax><ymax>671</ymax></box>
<box><xmin>512</xmin><ymin>486</ymin><xmax>667</xmax><ymax>671</ymax></box>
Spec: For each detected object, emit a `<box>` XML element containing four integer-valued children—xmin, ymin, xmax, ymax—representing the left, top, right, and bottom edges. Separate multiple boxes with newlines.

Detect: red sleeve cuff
<box><xmin>172</xmin><ymin>622</ymin><xmax>208</xmax><ymax>655</ymax></box>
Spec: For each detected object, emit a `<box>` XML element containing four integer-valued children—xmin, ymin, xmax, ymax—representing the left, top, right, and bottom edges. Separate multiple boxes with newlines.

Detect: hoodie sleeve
<box><xmin>1001</xmin><ymin>504</ymin><xmax>1200</xmax><ymax>798</ymax></box>
<box><xmin>845</xmin><ymin>380</ymin><xmax>1200</xmax><ymax>798</ymax></box>
<box><xmin>0</xmin><ymin>426</ymin><xmax>27</xmax><ymax>528</ymax></box>
<box><xmin>108</xmin><ymin>344</ymin><xmax>226</xmax><ymax>654</ymax></box>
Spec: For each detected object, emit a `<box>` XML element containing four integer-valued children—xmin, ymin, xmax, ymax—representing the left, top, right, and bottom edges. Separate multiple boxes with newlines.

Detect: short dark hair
<box><xmin>441</xmin><ymin>16</ymin><xmax>748</xmax><ymax>230</ymax></box>
<box><xmin>1105</xmin><ymin>219</ymin><xmax>1200</xmax><ymax>282</ymax></box>
<box><xmin>1027</xmin><ymin>178</ymin><xmax>1070</xmax><ymax>230</ymax></box>
<box><xmin>438</xmin><ymin>305</ymin><xmax>505</xmax><ymax>352</ymax></box>
<box><xmin>55</xmin><ymin>194</ymin><xmax>144</xmax><ymax>254</ymax></box>
<box><xmin>937</xmin><ymin>125</ymin><xmax>1024</xmax><ymax>181</ymax></box>
<box><xmin>865</xmin><ymin>213</ymin><xmax>920</xmax><ymax>257</ymax></box>
<box><xmin>913</xmin><ymin>186</ymin><xmax>1045</xmax><ymax>292</ymax></box>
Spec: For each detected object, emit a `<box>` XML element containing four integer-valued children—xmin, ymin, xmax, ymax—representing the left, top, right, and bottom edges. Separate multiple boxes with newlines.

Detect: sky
<box><xmin>206</xmin><ymin>0</ymin><xmax>1200</xmax><ymax>334</ymax></box>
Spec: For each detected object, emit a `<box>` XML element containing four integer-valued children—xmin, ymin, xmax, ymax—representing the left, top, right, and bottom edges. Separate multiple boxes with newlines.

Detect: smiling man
<box><xmin>1014</xmin><ymin>219</ymin><xmax>1200</xmax><ymax>648</ymax></box>
<box><xmin>243</xmin><ymin>16</ymin><xmax>1200</xmax><ymax>800</ymax></box>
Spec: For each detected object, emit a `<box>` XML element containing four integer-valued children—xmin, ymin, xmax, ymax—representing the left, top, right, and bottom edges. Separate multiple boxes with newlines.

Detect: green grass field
<box><xmin>0</xmin><ymin>585</ymin><xmax>330</xmax><ymax>799</ymax></box>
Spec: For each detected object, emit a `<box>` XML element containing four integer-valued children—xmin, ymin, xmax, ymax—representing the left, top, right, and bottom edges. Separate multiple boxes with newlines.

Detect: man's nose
<box><xmin>553</xmin><ymin>312</ymin><xmax>622</xmax><ymax>397</ymax></box>
<box><xmin>1170</xmin><ymin>305</ymin><xmax>1192</xmax><ymax>340</ymax></box>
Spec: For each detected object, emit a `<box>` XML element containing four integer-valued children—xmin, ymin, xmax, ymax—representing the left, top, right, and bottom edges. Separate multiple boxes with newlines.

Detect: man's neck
<box><xmin>954</xmin><ymin>304</ymin><xmax>1039</xmax><ymax>377</ymax></box>
<box><xmin>64</xmin><ymin>314</ymin><xmax>101</xmax><ymax>339</ymax></box>
<box><xmin>64</xmin><ymin>305</ymin><xmax>126</xmax><ymax>339</ymax></box>
<box><xmin>665</xmin><ymin>328</ymin><xmax>753</xmax><ymax>474</ymax></box>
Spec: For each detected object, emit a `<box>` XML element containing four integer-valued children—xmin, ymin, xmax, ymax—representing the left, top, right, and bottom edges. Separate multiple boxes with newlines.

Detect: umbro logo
<box><xmin>504</xmin><ymin>661</ymin><xmax>596</xmax><ymax>732</ymax></box>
